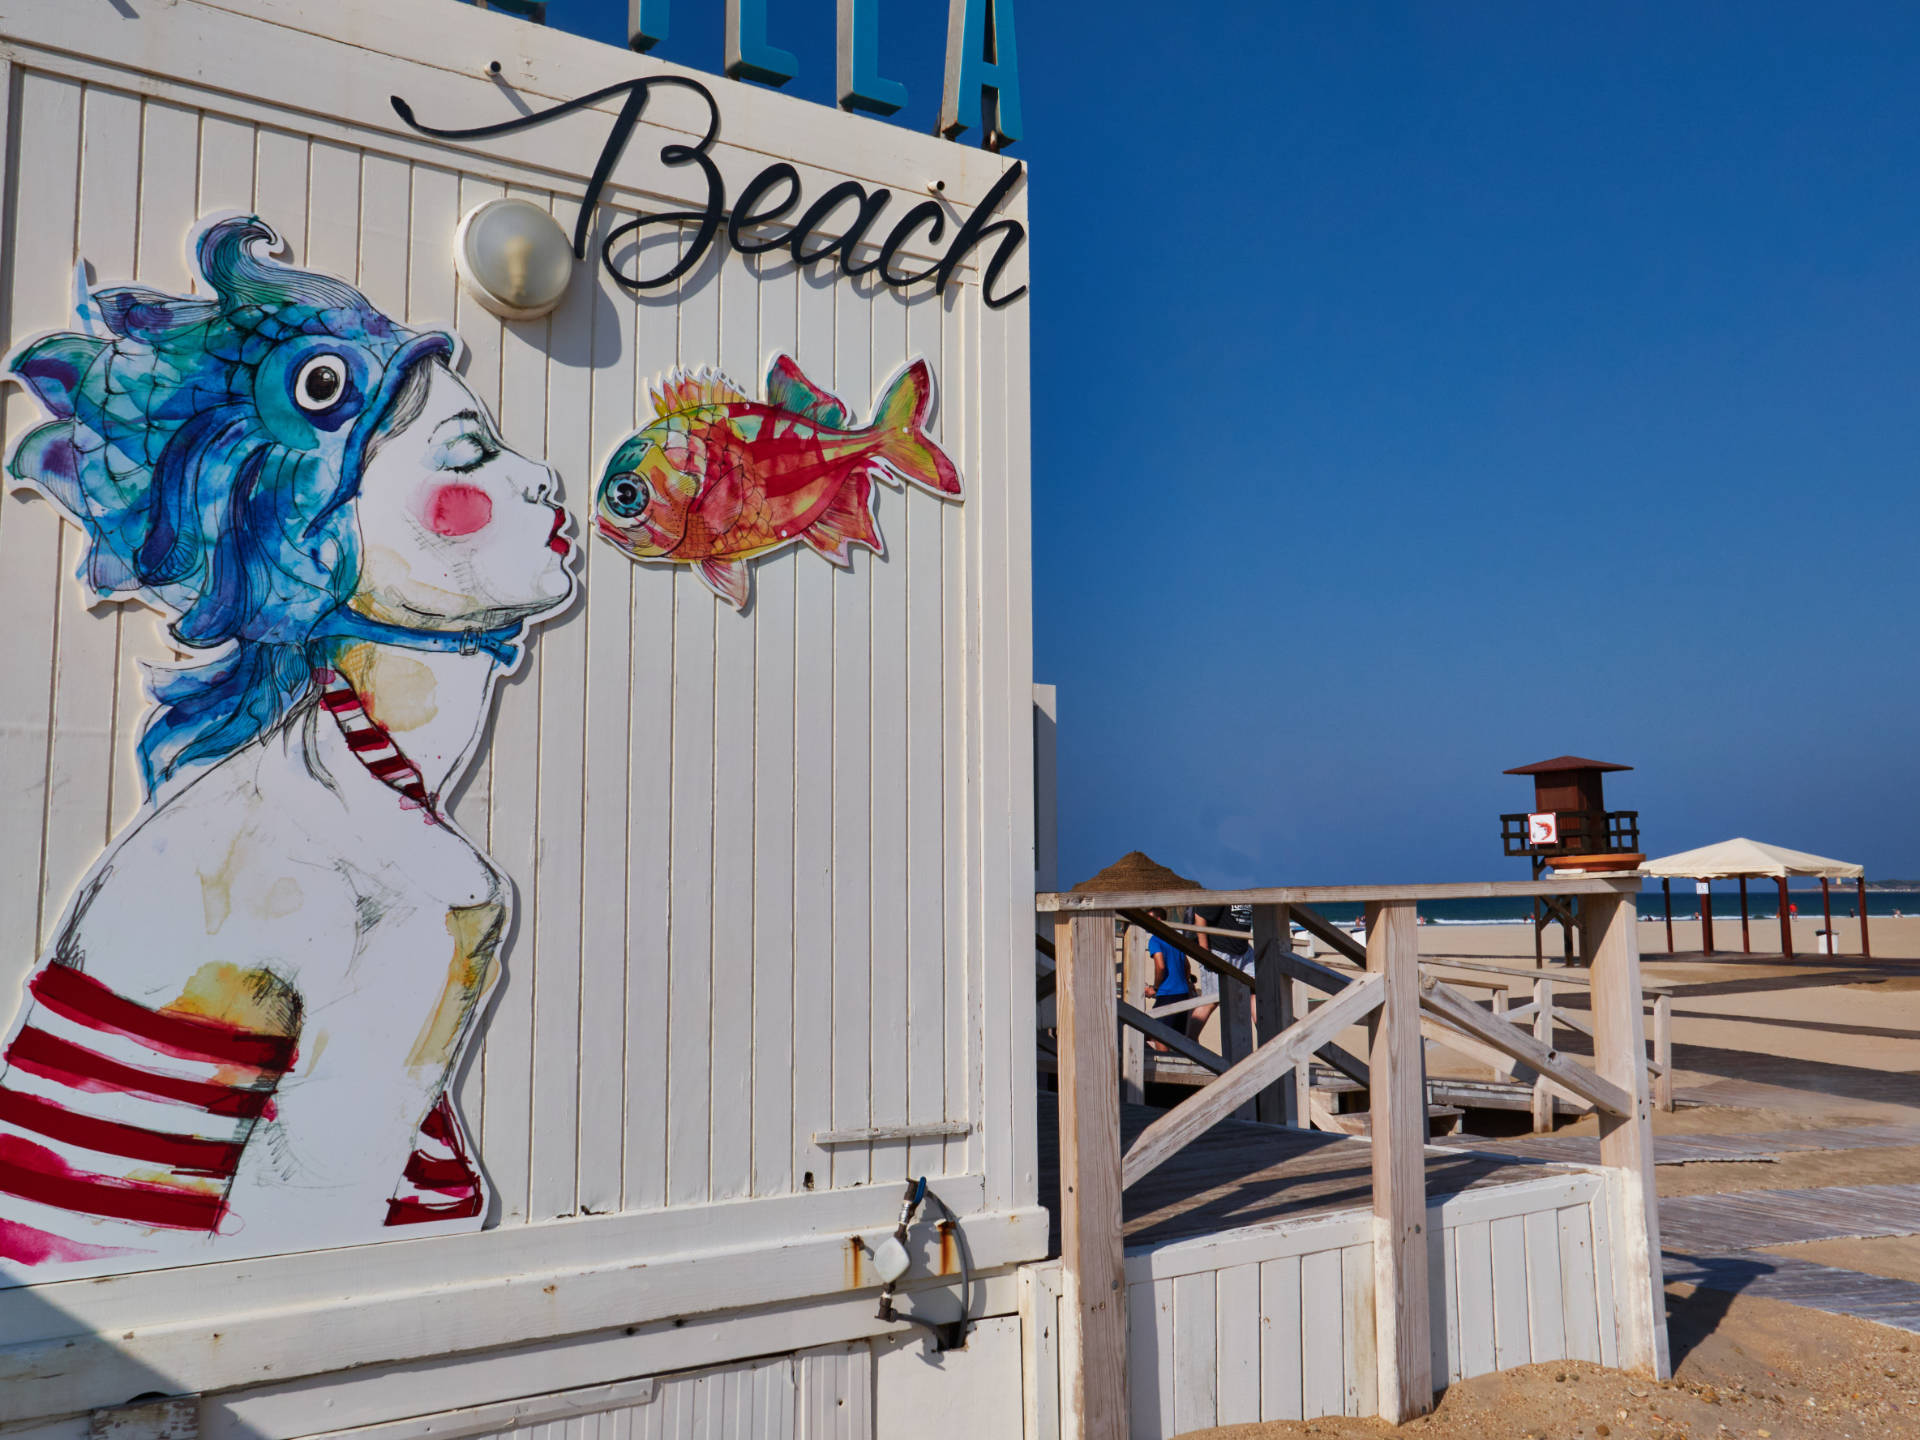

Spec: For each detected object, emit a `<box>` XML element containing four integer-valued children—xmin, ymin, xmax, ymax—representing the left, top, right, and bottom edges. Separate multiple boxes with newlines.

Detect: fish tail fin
<box><xmin>868</xmin><ymin>361</ymin><xmax>962</xmax><ymax>497</ymax></box>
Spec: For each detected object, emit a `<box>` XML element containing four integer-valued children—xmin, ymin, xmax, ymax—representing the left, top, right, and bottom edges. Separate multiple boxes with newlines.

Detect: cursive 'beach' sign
<box><xmin>392</xmin><ymin>76</ymin><xmax>1028</xmax><ymax>310</ymax></box>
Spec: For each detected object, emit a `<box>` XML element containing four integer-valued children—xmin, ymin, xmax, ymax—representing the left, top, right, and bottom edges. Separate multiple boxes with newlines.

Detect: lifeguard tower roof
<box><xmin>1503</xmin><ymin>755</ymin><xmax>1633</xmax><ymax>776</ymax></box>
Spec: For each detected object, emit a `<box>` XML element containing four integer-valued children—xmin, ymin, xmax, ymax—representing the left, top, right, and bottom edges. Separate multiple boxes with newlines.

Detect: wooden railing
<box><xmin>1044</xmin><ymin>904</ymin><xmax>1676</xmax><ymax>1134</ymax></box>
<box><xmin>1037</xmin><ymin>878</ymin><xmax>1671</xmax><ymax>1438</ymax></box>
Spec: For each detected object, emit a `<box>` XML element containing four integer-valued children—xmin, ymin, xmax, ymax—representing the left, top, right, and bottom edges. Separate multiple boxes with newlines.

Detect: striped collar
<box><xmin>313</xmin><ymin>668</ymin><xmax>439</xmax><ymax>821</ymax></box>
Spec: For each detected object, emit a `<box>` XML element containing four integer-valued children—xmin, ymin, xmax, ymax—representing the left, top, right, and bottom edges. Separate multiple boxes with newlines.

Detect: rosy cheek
<box><xmin>423</xmin><ymin>483</ymin><xmax>493</xmax><ymax>538</ymax></box>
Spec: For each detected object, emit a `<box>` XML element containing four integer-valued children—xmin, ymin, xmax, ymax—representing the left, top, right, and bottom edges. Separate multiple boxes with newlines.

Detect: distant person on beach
<box><xmin>1189</xmin><ymin>903</ymin><xmax>1257</xmax><ymax>1037</ymax></box>
<box><xmin>1145</xmin><ymin>908</ymin><xmax>1196</xmax><ymax>1042</ymax></box>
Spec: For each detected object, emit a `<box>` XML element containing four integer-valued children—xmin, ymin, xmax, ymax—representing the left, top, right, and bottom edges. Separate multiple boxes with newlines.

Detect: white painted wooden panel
<box><xmin>0</xmin><ymin>0</ymin><xmax>1035</xmax><ymax>1411</ymax></box>
<box><xmin>1454</xmin><ymin>1219</ymin><xmax>1497</xmax><ymax>1379</ymax></box>
<box><xmin>1525</xmin><ymin>1207</ymin><xmax>1568</xmax><ymax>1363</ymax></box>
<box><xmin>1214</xmin><ymin>1261</ymin><xmax>1261</xmax><ymax>1426</ymax></box>
<box><xmin>1171</xmin><ymin>1270</ymin><xmax>1217</xmax><ymax>1433</ymax></box>
<box><xmin>1490</xmin><ymin>1214</ymin><xmax>1531</xmax><ymax>1370</ymax></box>
<box><xmin>1340</xmin><ymin>1242</ymin><xmax>1377</xmax><ymax>1417</ymax></box>
<box><xmin>1127</xmin><ymin>1276</ymin><xmax>1175</xmax><ymax>1440</ymax></box>
<box><xmin>873</xmin><ymin>1315</ymin><xmax>1023</xmax><ymax>1440</ymax></box>
<box><xmin>1258</xmin><ymin>1254</ymin><xmax>1304</xmax><ymax>1422</ymax></box>
<box><xmin>1299</xmin><ymin>1248</ymin><xmax>1345</xmax><ymax>1419</ymax></box>
<box><xmin>0</xmin><ymin>24</ymin><xmax>1019</xmax><ymax>1246</ymax></box>
<box><xmin>1558</xmin><ymin>1204</ymin><xmax>1603</xmax><ymax>1364</ymax></box>
<box><xmin>796</xmin><ymin>1341</ymin><xmax>872</xmax><ymax>1440</ymax></box>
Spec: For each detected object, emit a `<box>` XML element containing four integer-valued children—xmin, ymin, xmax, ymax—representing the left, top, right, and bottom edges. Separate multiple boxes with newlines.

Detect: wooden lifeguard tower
<box><xmin>1501</xmin><ymin>756</ymin><xmax>1645</xmax><ymax>965</ymax></box>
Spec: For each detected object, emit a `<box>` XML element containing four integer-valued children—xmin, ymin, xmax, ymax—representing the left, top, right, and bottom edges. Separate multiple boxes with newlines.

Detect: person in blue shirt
<box><xmin>1145</xmin><ymin>907</ymin><xmax>1196</xmax><ymax>1038</ymax></box>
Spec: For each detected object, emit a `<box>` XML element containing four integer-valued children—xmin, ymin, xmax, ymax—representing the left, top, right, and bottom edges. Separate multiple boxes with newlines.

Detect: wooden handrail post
<box><xmin>1531</xmin><ymin>976</ymin><xmax>1555</xmax><ymax>1133</ymax></box>
<box><xmin>1056</xmin><ymin>912</ymin><xmax>1128</xmax><ymax>1438</ymax></box>
<box><xmin>1580</xmin><ymin>889</ymin><xmax>1672</xmax><ymax>1378</ymax></box>
<box><xmin>1652</xmin><ymin>993</ymin><xmax>1673</xmax><ymax>1113</ymax></box>
<box><xmin>1490</xmin><ymin>988</ymin><xmax>1516</xmax><ymax>1083</ymax></box>
<box><xmin>1365</xmin><ymin>899</ymin><xmax>1432</xmax><ymax>1422</ymax></box>
<box><xmin>1120</xmin><ymin>925</ymin><xmax>1147</xmax><ymax>1106</ymax></box>
<box><xmin>1291</xmin><ymin>977</ymin><xmax>1313</xmax><ymax>1123</ymax></box>
<box><xmin>1251</xmin><ymin>904</ymin><xmax>1296</xmax><ymax>1125</ymax></box>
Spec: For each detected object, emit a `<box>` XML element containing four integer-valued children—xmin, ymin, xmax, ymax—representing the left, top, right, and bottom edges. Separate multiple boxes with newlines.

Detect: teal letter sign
<box><xmin>628</xmin><ymin>0</ymin><xmax>668</xmax><ymax>49</ymax></box>
<box><xmin>727</xmin><ymin>0</ymin><xmax>798</xmax><ymax>87</ymax></box>
<box><xmin>940</xmin><ymin>0</ymin><xmax>1022</xmax><ymax>147</ymax></box>
<box><xmin>838</xmin><ymin>0</ymin><xmax>909</xmax><ymax>116</ymax></box>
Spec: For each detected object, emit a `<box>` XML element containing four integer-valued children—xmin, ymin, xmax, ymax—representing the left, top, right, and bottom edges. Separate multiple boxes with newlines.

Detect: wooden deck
<box><xmin>1035</xmin><ymin>1094</ymin><xmax>1562</xmax><ymax>1255</ymax></box>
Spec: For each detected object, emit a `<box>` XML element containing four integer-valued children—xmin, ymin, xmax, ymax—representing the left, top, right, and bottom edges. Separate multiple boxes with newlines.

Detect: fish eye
<box><xmin>606</xmin><ymin>473</ymin><xmax>651</xmax><ymax>519</ymax></box>
<box><xmin>293</xmin><ymin>354</ymin><xmax>347</xmax><ymax>412</ymax></box>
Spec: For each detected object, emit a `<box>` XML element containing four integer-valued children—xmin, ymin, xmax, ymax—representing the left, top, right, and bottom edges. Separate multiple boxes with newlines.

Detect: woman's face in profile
<box><xmin>351</xmin><ymin>361</ymin><xmax>575</xmax><ymax>631</ymax></box>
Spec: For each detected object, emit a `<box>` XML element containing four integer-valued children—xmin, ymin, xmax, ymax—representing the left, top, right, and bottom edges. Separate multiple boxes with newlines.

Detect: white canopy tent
<box><xmin>1642</xmin><ymin>837</ymin><xmax>1868</xmax><ymax>958</ymax></box>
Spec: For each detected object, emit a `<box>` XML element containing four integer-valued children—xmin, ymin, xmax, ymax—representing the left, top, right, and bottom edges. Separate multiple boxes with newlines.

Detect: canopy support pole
<box><xmin>1701</xmin><ymin>880</ymin><xmax>1714</xmax><ymax>956</ymax></box>
<box><xmin>1661</xmin><ymin>879</ymin><xmax>1673</xmax><ymax>954</ymax></box>
<box><xmin>1776</xmin><ymin>877</ymin><xmax>1793</xmax><ymax>959</ymax></box>
<box><xmin>1739</xmin><ymin>877</ymin><xmax>1750</xmax><ymax>953</ymax></box>
<box><xmin>1859</xmin><ymin>876</ymin><xmax>1871</xmax><ymax>959</ymax></box>
<box><xmin>1821</xmin><ymin>878</ymin><xmax>1834</xmax><ymax>955</ymax></box>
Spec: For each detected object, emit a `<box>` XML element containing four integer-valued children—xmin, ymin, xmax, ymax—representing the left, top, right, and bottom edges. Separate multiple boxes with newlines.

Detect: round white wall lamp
<box><xmin>454</xmin><ymin>198</ymin><xmax>575</xmax><ymax>321</ymax></box>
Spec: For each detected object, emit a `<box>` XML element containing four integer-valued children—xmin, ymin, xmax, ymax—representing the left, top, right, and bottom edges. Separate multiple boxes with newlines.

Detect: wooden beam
<box><xmin>1251</xmin><ymin>908</ymin><xmax>1296</xmax><ymax>1125</ymax></box>
<box><xmin>1248</xmin><ymin>944</ymin><xmax>1373</xmax><ymax>1085</ymax></box>
<box><xmin>1581</xmin><ymin>892</ymin><xmax>1671</xmax><ymax>1379</ymax></box>
<box><xmin>1531</xmin><ymin>976</ymin><xmax>1555</xmax><ymax>1133</ymax></box>
<box><xmin>1120</xmin><ymin>926</ymin><xmax>1147</xmax><ymax>1106</ymax></box>
<box><xmin>1652</xmin><ymin>992</ymin><xmax>1674</xmax><ymax>1112</ymax></box>
<box><xmin>1117</xmin><ymin>1000</ymin><xmax>1225</xmax><ymax>1075</ymax></box>
<box><xmin>1261</xmin><ymin>940</ymin><xmax>1359</xmax><ymax>996</ymax></box>
<box><xmin>1221</xmin><ymin>974</ymin><xmax>1255</xmax><ymax>1118</ymax></box>
<box><xmin>1859</xmin><ymin>876</ymin><xmax>1872</xmax><ymax>959</ymax></box>
<box><xmin>1365</xmin><ymin>900</ymin><xmax>1432</xmax><ymax>1422</ymax></box>
<box><xmin>1419</xmin><ymin>1016</ymin><xmax>1528</xmax><ymax>1078</ymax></box>
<box><xmin>1417</xmin><ymin>977</ymin><xmax>1633</xmax><ymax>1118</ymax></box>
<box><xmin>1121</xmin><ymin>973</ymin><xmax>1385</xmax><ymax>1189</ymax></box>
<box><xmin>1145</xmin><ymin>994</ymin><xmax>1210</xmax><ymax>1019</ymax></box>
<box><xmin>1040</xmin><ymin>876</ymin><xmax>1641</xmax><ymax>911</ymax></box>
<box><xmin>1290</xmin><ymin>904</ymin><xmax>1367</xmax><ymax>967</ymax></box>
<box><xmin>1056</xmin><ymin>914</ymin><xmax>1129</xmax><ymax>1436</ymax></box>
<box><xmin>1776</xmin><ymin>877</ymin><xmax>1793</xmax><ymax>959</ymax></box>
<box><xmin>1116</xmin><ymin>908</ymin><xmax>1254</xmax><ymax>990</ymax></box>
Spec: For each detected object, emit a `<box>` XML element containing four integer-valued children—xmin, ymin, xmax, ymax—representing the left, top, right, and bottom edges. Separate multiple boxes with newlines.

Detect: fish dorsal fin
<box><xmin>764</xmin><ymin>354</ymin><xmax>852</xmax><ymax>429</ymax></box>
<box><xmin>649</xmin><ymin>366</ymin><xmax>749</xmax><ymax>417</ymax></box>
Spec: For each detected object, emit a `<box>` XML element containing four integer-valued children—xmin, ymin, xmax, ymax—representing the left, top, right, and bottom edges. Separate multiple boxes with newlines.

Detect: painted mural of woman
<box><xmin>0</xmin><ymin>215</ymin><xmax>574</xmax><ymax>1281</ymax></box>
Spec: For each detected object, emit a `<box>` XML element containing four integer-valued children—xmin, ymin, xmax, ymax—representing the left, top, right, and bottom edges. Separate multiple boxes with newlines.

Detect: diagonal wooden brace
<box><xmin>1418</xmin><ymin>975</ymin><xmax>1633</xmax><ymax>1118</ymax></box>
<box><xmin>1122</xmin><ymin>972</ymin><xmax>1385</xmax><ymax>1189</ymax></box>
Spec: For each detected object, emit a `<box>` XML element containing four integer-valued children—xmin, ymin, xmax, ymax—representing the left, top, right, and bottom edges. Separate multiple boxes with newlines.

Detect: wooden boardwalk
<box><xmin>1034</xmin><ymin>1095</ymin><xmax>1561</xmax><ymax>1254</ymax></box>
<box><xmin>1658</xmin><ymin>1183</ymin><xmax>1920</xmax><ymax>1253</ymax></box>
<box><xmin>1440</xmin><ymin>1123</ymin><xmax>1920</xmax><ymax>1168</ymax></box>
<box><xmin>1664</xmin><ymin>1251</ymin><xmax>1920</xmax><ymax>1334</ymax></box>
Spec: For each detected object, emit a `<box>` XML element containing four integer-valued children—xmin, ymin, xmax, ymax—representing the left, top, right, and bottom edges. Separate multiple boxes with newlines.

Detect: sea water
<box><xmin>1299</xmin><ymin>889</ymin><xmax>1920</xmax><ymax>927</ymax></box>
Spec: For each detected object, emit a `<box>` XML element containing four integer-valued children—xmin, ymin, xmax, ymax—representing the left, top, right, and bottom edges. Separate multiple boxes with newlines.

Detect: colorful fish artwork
<box><xmin>593</xmin><ymin>355</ymin><xmax>963</xmax><ymax>608</ymax></box>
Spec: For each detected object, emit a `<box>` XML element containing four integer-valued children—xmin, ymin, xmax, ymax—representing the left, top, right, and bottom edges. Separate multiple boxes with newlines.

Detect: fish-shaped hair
<box><xmin>593</xmin><ymin>355</ymin><xmax>962</xmax><ymax>609</ymax></box>
<box><xmin>4</xmin><ymin>213</ymin><xmax>456</xmax><ymax>791</ymax></box>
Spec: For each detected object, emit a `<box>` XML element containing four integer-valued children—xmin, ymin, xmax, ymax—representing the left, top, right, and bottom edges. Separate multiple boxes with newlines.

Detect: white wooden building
<box><xmin>0</xmin><ymin>5</ymin><xmax>1668</xmax><ymax>1437</ymax></box>
<box><xmin>0</xmin><ymin>2</ymin><xmax>1040</xmax><ymax>1434</ymax></box>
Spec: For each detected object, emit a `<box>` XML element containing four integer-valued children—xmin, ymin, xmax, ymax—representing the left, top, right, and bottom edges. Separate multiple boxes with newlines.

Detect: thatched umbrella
<box><xmin>1071</xmin><ymin>850</ymin><xmax>1200</xmax><ymax>895</ymax></box>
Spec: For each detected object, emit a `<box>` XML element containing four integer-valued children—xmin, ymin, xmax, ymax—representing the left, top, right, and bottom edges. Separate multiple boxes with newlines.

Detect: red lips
<box><xmin>547</xmin><ymin>505</ymin><xmax>570</xmax><ymax>555</ymax></box>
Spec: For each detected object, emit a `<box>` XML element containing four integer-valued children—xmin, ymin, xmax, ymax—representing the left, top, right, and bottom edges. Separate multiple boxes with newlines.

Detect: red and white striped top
<box><xmin>0</xmin><ymin>962</ymin><xmax>291</xmax><ymax>1264</ymax></box>
<box><xmin>315</xmin><ymin>666</ymin><xmax>439</xmax><ymax>818</ymax></box>
<box><xmin>0</xmin><ymin>671</ymin><xmax>489</xmax><ymax>1266</ymax></box>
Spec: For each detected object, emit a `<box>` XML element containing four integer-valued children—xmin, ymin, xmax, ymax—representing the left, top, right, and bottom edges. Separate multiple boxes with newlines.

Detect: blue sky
<box><xmin>536</xmin><ymin>1</ymin><xmax>1920</xmax><ymax>887</ymax></box>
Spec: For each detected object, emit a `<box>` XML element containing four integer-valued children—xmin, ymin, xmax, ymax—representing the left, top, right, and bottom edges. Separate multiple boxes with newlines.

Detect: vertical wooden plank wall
<box><xmin>0</xmin><ymin>68</ymin><xmax>1025</xmax><ymax>1232</ymax></box>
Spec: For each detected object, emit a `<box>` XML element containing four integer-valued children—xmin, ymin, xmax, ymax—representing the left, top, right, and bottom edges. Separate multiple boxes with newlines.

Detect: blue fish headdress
<box><xmin>6</xmin><ymin>214</ymin><xmax>518</xmax><ymax>795</ymax></box>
